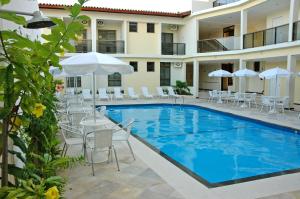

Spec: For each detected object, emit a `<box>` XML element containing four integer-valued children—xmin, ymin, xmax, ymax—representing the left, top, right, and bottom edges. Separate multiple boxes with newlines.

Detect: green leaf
<box><xmin>8</xmin><ymin>150</ymin><xmax>26</xmax><ymax>163</ymax></box>
<box><xmin>0</xmin><ymin>0</ymin><xmax>10</xmax><ymax>6</ymax></box>
<box><xmin>70</xmin><ymin>3</ymin><xmax>81</xmax><ymax>18</ymax></box>
<box><xmin>0</xmin><ymin>11</ymin><xmax>26</xmax><ymax>25</ymax></box>
<box><xmin>77</xmin><ymin>15</ymin><xmax>90</xmax><ymax>21</ymax></box>
<box><xmin>9</xmin><ymin>133</ymin><xmax>27</xmax><ymax>154</ymax></box>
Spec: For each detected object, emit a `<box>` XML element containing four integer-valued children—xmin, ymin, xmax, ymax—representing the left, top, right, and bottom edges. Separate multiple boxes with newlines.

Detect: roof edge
<box><xmin>39</xmin><ymin>3</ymin><xmax>191</xmax><ymax>18</ymax></box>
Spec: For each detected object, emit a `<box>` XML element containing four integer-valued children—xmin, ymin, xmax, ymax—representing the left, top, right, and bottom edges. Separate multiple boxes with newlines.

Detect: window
<box><xmin>66</xmin><ymin>77</ymin><xmax>81</xmax><ymax>88</ymax></box>
<box><xmin>147</xmin><ymin>23</ymin><xmax>155</xmax><ymax>33</ymax></box>
<box><xmin>147</xmin><ymin>62</ymin><xmax>155</xmax><ymax>72</ymax></box>
<box><xmin>186</xmin><ymin>63</ymin><xmax>193</xmax><ymax>86</ymax></box>
<box><xmin>129</xmin><ymin>22</ymin><xmax>137</xmax><ymax>32</ymax></box>
<box><xmin>108</xmin><ymin>73</ymin><xmax>121</xmax><ymax>87</ymax></box>
<box><xmin>130</xmin><ymin>61</ymin><xmax>138</xmax><ymax>72</ymax></box>
<box><xmin>160</xmin><ymin>62</ymin><xmax>171</xmax><ymax>86</ymax></box>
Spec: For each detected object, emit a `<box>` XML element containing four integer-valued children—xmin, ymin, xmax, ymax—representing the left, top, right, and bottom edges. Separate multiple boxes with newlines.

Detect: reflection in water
<box><xmin>108</xmin><ymin>105</ymin><xmax>300</xmax><ymax>183</ymax></box>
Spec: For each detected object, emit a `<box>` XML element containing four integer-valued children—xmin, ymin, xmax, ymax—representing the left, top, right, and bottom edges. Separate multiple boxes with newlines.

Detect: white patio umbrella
<box><xmin>232</xmin><ymin>68</ymin><xmax>258</xmax><ymax>77</ymax></box>
<box><xmin>208</xmin><ymin>69</ymin><xmax>232</xmax><ymax>77</ymax></box>
<box><xmin>60</xmin><ymin>52</ymin><xmax>134</xmax><ymax>121</ymax></box>
<box><xmin>259</xmin><ymin>67</ymin><xmax>291</xmax><ymax>113</ymax></box>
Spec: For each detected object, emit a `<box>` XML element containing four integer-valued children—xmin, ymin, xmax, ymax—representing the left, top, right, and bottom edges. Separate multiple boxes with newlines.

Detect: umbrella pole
<box><xmin>93</xmin><ymin>72</ymin><xmax>96</xmax><ymax>122</ymax></box>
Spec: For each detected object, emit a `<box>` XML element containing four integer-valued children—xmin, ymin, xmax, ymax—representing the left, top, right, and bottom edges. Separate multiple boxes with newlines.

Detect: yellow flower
<box><xmin>45</xmin><ymin>186</ymin><xmax>60</xmax><ymax>199</ymax></box>
<box><xmin>11</xmin><ymin>116</ymin><xmax>22</xmax><ymax>131</ymax></box>
<box><xmin>32</xmin><ymin>103</ymin><xmax>46</xmax><ymax>118</ymax></box>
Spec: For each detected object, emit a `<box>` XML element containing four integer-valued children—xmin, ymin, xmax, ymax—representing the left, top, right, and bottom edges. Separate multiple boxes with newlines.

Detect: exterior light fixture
<box><xmin>0</xmin><ymin>9</ymin><xmax>55</xmax><ymax>29</ymax></box>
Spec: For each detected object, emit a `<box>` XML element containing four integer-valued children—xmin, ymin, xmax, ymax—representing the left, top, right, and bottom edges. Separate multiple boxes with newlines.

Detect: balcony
<box><xmin>197</xmin><ymin>36</ymin><xmax>240</xmax><ymax>53</ymax></box>
<box><xmin>161</xmin><ymin>43</ymin><xmax>186</xmax><ymax>55</ymax></box>
<box><xmin>213</xmin><ymin>0</ymin><xmax>240</xmax><ymax>7</ymax></box>
<box><xmin>97</xmin><ymin>40</ymin><xmax>125</xmax><ymax>54</ymax></box>
<box><xmin>293</xmin><ymin>20</ymin><xmax>300</xmax><ymax>41</ymax></box>
<box><xmin>73</xmin><ymin>40</ymin><xmax>92</xmax><ymax>53</ymax></box>
<box><xmin>244</xmin><ymin>24</ymin><xmax>289</xmax><ymax>49</ymax></box>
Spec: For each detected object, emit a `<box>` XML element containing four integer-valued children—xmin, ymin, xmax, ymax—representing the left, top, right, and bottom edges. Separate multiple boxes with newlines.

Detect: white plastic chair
<box><xmin>112</xmin><ymin>119</ymin><xmax>135</xmax><ymax>160</ymax></box>
<box><xmin>69</xmin><ymin>112</ymin><xmax>87</xmax><ymax>129</ymax></box>
<box><xmin>98</xmin><ymin>88</ymin><xmax>109</xmax><ymax>101</ymax></box>
<box><xmin>245</xmin><ymin>93</ymin><xmax>257</xmax><ymax>108</ymax></box>
<box><xmin>82</xmin><ymin>89</ymin><xmax>92</xmax><ymax>100</ymax></box>
<box><xmin>114</xmin><ymin>87</ymin><xmax>124</xmax><ymax>100</ymax></box>
<box><xmin>128</xmin><ymin>87</ymin><xmax>139</xmax><ymax>99</ymax></box>
<box><xmin>86</xmin><ymin>129</ymin><xmax>119</xmax><ymax>175</ymax></box>
<box><xmin>141</xmin><ymin>87</ymin><xmax>153</xmax><ymax>99</ymax></box>
<box><xmin>156</xmin><ymin>87</ymin><xmax>168</xmax><ymax>98</ymax></box>
<box><xmin>167</xmin><ymin>87</ymin><xmax>180</xmax><ymax>98</ymax></box>
<box><xmin>66</xmin><ymin>88</ymin><xmax>75</xmax><ymax>95</ymax></box>
<box><xmin>276</xmin><ymin>96</ymin><xmax>289</xmax><ymax>113</ymax></box>
<box><xmin>260</xmin><ymin>96</ymin><xmax>273</xmax><ymax>112</ymax></box>
<box><xmin>60</xmin><ymin>123</ymin><xmax>84</xmax><ymax>156</ymax></box>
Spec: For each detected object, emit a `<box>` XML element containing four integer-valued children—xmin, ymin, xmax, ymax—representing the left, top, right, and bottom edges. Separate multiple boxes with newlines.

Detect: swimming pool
<box><xmin>107</xmin><ymin>104</ymin><xmax>300</xmax><ymax>187</ymax></box>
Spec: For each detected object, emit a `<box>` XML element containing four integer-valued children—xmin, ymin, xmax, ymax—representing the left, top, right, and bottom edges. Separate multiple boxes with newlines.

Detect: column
<box><xmin>193</xmin><ymin>60</ymin><xmax>199</xmax><ymax>98</ymax></box>
<box><xmin>289</xmin><ymin>0</ymin><xmax>300</xmax><ymax>41</ymax></box>
<box><xmin>194</xmin><ymin>19</ymin><xmax>199</xmax><ymax>53</ymax></box>
<box><xmin>239</xmin><ymin>59</ymin><xmax>246</xmax><ymax>92</ymax></box>
<box><xmin>158</xmin><ymin>23</ymin><xmax>162</xmax><ymax>54</ymax></box>
<box><xmin>287</xmin><ymin>55</ymin><xmax>296</xmax><ymax>107</ymax></box>
<box><xmin>122</xmin><ymin>20</ymin><xmax>128</xmax><ymax>54</ymax></box>
<box><xmin>91</xmin><ymin>18</ymin><xmax>97</xmax><ymax>52</ymax></box>
<box><xmin>240</xmin><ymin>9</ymin><xmax>248</xmax><ymax>49</ymax></box>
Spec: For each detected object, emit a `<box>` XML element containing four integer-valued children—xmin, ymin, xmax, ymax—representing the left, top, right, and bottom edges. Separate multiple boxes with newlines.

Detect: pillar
<box><xmin>287</xmin><ymin>55</ymin><xmax>296</xmax><ymax>107</ymax></box>
<box><xmin>91</xmin><ymin>18</ymin><xmax>97</xmax><ymax>52</ymax></box>
<box><xmin>122</xmin><ymin>20</ymin><xmax>128</xmax><ymax>54</ymax></box>
<box><xmin>289</xmin><ymin>0</ymin><xmax>300</xmax><ymax>41</ymax></box>
<box><xmin>193</xmin><ymin>60</ymin><xmax>199</xmax><ymax>98</ymax></box>
<box><xmin>158</xmin><ymin>23</ymin><xmax>162</xmax><ymax>54</ymax></box>
<box><xmin>239</xmin><ymin>59</ymin><xmax>246</xmax><ymax>92</ymax></box>
<box><xmin>240</xmin><ymin>9</ymin><xmax>248</xmax><ymax>49</ymax></box>
<box><xmin>182</xmin><ymin>62</ymin><xmax>187</xmax><ymax>82</ymax></box>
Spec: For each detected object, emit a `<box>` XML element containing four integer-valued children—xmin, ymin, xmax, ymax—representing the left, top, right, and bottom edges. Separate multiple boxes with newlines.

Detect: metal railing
<box><xmin>293</xmin><ymin>20</ymin><xmax>300</xmax><ymax>41</ymax></box>
<box><xmin>243</xmin><ymin>24</ymin><xmax>289</xmax><ymax>49</ymax></box>
<box><xmin>197</xmin><ymin>36</ymin><xmax>240</xmax><ymax>53</ymax></box>
<box><xmin>72</xmin><ymin>39</ymin><xmax>92</xmax><ymax>53</ymax></box>
<box><xmin>161</xmin><ymin>43</ymin><xmax>186</xmax><ymax>55</ymax></box>
<box><xmin>213</xmin><ymin>0</ymin><xmax>240</xmax><ymax>7</ymax></box>
<box><xmin>97</xmin><ymin>40</ymin><xmax>125</xmax><ymax>54</ymax></box>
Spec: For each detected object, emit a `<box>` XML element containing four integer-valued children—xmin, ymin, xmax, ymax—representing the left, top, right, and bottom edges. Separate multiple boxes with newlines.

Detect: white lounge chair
<box><xmin>141</xmin><ymin>87</ymin><xmax>153</xmax><ymax>99</ymax></box>
<box><xmin>114</xmin><ymin>87</ymin><xmax>124</xmax><ymax>100</ymax></box>
<box><xmin>167</xmin><ymin>87</ymin><xmax>180</xmax><ymax>98</ymax></box>
<box><xmin>82</xmin><ymin>89</ymin><xmax>92</xmax><ymax>100</ymax></box>
<box><xmin>98</xmin><ymin>88</ymin><xmax>109</xmax><ymax>101</ymax></box>
<box><xmin>127</xmin><ymin>87</ymin><xmax>139</xmax><ymax>99</ymax></box>
<box><xmin>156</xmin><ymin>87</ymin><xmax>168</xmax><ymax>98</ymax></box>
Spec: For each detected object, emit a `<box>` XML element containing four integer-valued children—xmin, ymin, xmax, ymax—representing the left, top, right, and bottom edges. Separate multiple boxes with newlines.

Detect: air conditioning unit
<box><xmin>97</xmin><ymin>20</ymin><xmax>104</xmax><ymax>26</ymax></box>
<box><xmin>173</xmin><ymin>62</ymin><xmax>182</xmax><ymax>68</ymax></box>
<box><xmin>169</xmin><ymin>25</ymin><xmax>178</xmax><ymax>31</ymax></box>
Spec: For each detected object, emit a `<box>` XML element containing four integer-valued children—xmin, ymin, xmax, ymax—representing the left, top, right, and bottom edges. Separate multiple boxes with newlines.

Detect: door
<box><xmin>223</xmin><ymin>26</ymin><xmax>234</xmax><ymax>37</ymax></box>
<box><xmin>221</xmin><ymin>64</ymin><xmax>233</xmax><ymax>91</ymax></box>
<box><xmin>160</xmin><ymin>62</ymin><xmax>171</xmax><ymax>86</ymax></box>
<box><xmin>162</xmin><ymin>33</ymin><xmax>174</xmax><ymax>55</ymax></box>
<box><xmin>98</xmin><ymin>30</ymin><xmax>117</xmax><ymax>53</ymax></box>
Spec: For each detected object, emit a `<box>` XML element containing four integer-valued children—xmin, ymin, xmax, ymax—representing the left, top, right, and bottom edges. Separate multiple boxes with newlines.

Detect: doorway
<box><xmin>221</xmin><ymin>63</ymin><xmax>233</xmax><ymax>90</ymax></box>
<box><xmin>223</xmin><ymin>25</ymin><xmax>234</xmax><ymax>37</ymax></box>
<box><xmin>98</xmin><ymin>30</ymin><xmax>117</xmax><ymax>53</ymax></box>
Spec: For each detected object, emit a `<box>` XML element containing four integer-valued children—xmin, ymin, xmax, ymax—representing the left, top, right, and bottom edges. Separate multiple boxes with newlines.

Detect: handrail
<box><xmin>161</xmin><ymin>42</ymin><xmax>186</xmax><ymax>55</ymax></box>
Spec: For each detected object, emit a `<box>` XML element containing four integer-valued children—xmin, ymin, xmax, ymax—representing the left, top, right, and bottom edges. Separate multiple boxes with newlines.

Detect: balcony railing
<box><xmin>197</xmin><ymin>36</ymin><xmax>240</xmax><ymax>53</ymax></box>
<box><xmin>72</xmin><ymin>39</ymin><xmax>92</xmax><ymax>53</ymax></box>
<box><xmin>161</xmin><ymin>43</ymin><xmax>186</xmax><ymax>55</ymax></box>
<box><xmin>293</xmin><ymin>20</ymin><xmax>300</xmax><ymax>41</ymax></box>
<box><xmin>97</xmin><ymin>40</ymin><xmax>125</xmax><ymax>54</ymax></box>
<box><xmin>213</xmin><ymin>0</ymin><xmax>240</xmax><ymax>7</ymax></box>
<box><xmin>243</xmin><ymin>24</ymin><xmax>289</xmax><ymax>49</ymax></box>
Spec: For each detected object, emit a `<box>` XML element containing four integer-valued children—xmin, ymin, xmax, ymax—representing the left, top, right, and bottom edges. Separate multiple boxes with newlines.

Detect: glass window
<box><xmin>147</xmin><ymin>23</ymin><xmax>155</xmax><ymax>33</ymax></box>
<box><xmin>129</xmin><ymin>22</ymin><xmax>138</xmax><ymax>32</ymax></box>
<box><xmin>160</xmin><ymin>62</ymin><xmax>171</xmax><ymax>86</ymax></box>
<box><xmin>108</xmin><ymin>73</ymin><xmax>121</xmax><ymax>87</ymax></box>
<box><xmin>130</xmin><ymin>61</ymin><xmax>138</xmax><ymax>72</ymax></box>
<box><xmin>66</xmin><ymin>77</ymin><xmax>81</xmax><ymax>88</ymax></box>
<box><xmin>186</xmin><ymin>63</ymin><xmax>193</xmax><ymax>86</ymax></box>
<box><xmin>147</xmin><ymin>62</ymin><xmax>155</xmax><ymax>72</ymax></box>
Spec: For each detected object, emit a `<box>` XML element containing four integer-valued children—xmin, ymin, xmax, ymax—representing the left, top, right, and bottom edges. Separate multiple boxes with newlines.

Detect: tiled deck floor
<box><xmin>61</xmin><ymin>95</ymin><xmax>300</xmax><ymax>199</ymax></box>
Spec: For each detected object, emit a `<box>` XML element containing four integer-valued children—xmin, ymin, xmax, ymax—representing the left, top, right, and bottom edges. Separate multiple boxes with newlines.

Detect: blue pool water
<box><xmin>107</xmin><ymin>104</ymin><xmax>300</xmax><ymax>186</ymax></box>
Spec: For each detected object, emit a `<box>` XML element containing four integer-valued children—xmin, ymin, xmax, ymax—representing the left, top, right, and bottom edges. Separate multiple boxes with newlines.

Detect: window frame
<box><xmin>129</xmin><ymin>61</ymin><xmax>138</xmax><ymax>72</ymax></box>
<box><xmin>160</xmin><ymin>62</ymin><xmax>171</xmax><ymax>86</ymax></box>
<box><xmin>129</xmin><ymin>22</ymin><xmax>138</xmax><ymax>32</ymax></box>
<box><xmin>108</xmin><ymin>73</ymin><xmax>122</xmax><ymax>87</ymax></box>
<box><xmin>147</xmin><ymin>62</ymin><xmax>155</xmax><ymax>72</ymax></box>
<box><xmin>66</xmin><ymin>77</ymin><xmax>81</xmax><ymax>88</ymax></box>
<box><xmin>147</xmin><ymin>23</ymin><xmax>155</xmax><ymax>33</ymax></box>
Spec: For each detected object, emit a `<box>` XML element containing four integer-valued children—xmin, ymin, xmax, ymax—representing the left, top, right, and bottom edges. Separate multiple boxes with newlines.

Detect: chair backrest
<box><xmin>98</xmin><ymin>88</ymin><xmax>108</xmax><ymax>97</ymax></box>
<box><xmin>261</xmin><ymin>96</ymin><xmax>271</xmax><ymax>104</ymax></box>
<box><xmin>60</xmin><ymin>123</ymin><xmax>82</xmax><ymax>140</ymax></box>
<box><xmin>156</xmin><ymin>87</ymin><xmax>164</xmax><ymax>95</ymax></box>
<box><xmin>208</xmin><ymin>91</ymin><xmax>213</xmax><ymax>97</ymax></box>
<box><xmin>66</xmin><ymin>88</ymin><xmax>75</xmax><ymax>95</ymax></box>
<box><xmin>128</xmin><ymin>87</ymin><xmax>135</xmax><ymax>96</ymax></box>
<box><xmin>70</xmin><ymin>112</ymin><xmax>87</xmax><ymax>127</ymax></box>
<box><xmin>114</xmin><ymin>87</ymin><xmax>122</xmax><ymax>97</ymax></box>
<box><xmin>141</xmin><ymin>87</ymin><xmax>149</xmax><ymax>96</ymax></box>
<box><xmin>167</xmin><ymin>87</ymin><xmax>175</xmax><ymax>96</ymax></box>
<box><xmin>251</xmin><ymin>93</ymin><xmax>257</xmax><ymax>100</ymax></box>
<box><xmin>93</xmin><ymin>129</ymin><xmax>113</xmax><ymax>149</ymax></box>
<box><xmin>82</xmin><ymin>89</ymin><xmax>91</xmax><ymax>96</ymax></box>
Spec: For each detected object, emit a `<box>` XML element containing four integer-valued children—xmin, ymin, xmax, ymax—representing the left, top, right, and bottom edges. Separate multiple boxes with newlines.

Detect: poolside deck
<box><xmin>62</xmin><ymin>96</ymin><xmax>300</xmax><ymax>199</ymax></box>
